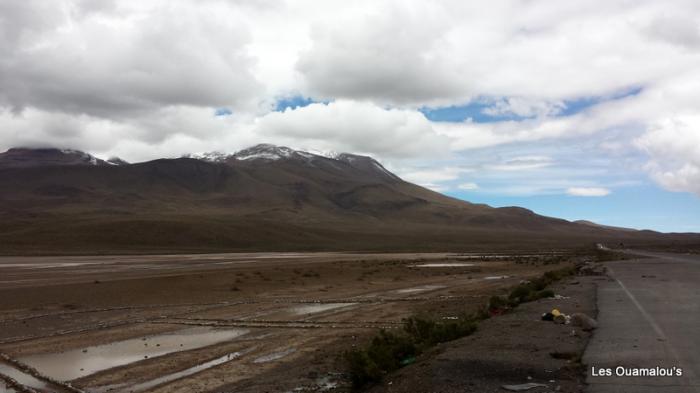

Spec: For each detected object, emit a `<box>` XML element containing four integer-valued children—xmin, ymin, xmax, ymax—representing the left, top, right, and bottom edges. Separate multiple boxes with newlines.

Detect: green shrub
<box><xmin>347</xmin><ymin>316</ymin><xmax>477</xmax><ymax>389</ymax></box>
<box><xmin>473</xmin><ymin>305</ymin><xmax>491</xmax><ymax>321</ymax></box>
<box><xmin>543</xmin><ymin>266</ymin><xmax>576</xmax><ymax>282</ymax></box>
<box><xmin>346</xmin><ymin>265</ymin><xmax>576</xmax><ymax>389</ymax></box>
<box><xmin>508</xmin><ymin>283</ymin><xmax>534</xmax><ymax>302</ymax></box>
<box><xmin>347</xmin><ymin>350</ymin><xmax>382</xmax><ymax>387</ymax></box>
<box><xmin>509</xmin><ymin>266</ymin><xmax>574</xmax><ymax>304</ymax></box>
<box><xmin>535</xmin><ymin>289</ymin><xmax>555</xmax><ymax>299</ymax></box>
<box><xmin>488</xmin><ymin>295</ymin><xmax>509</xmax><ymax>311</ymax></box>
<box><xmin>346</xmin><ymin>330</ymin><xmax>418</xmax><ymax>389</ymax></box>
<box><xmin>404</xmin><ymin>316</ymin><xmax>477</xmax><ymax>346</ymax></box>
<box><xmin>530</xmin><ymin>277</ymin><xmax>548</xmax><ymax>291</ymax></box>
<box><xmin>368</xmin><ymin>330</ymin><xmax>417</xmax><ymax>370</ymax></box>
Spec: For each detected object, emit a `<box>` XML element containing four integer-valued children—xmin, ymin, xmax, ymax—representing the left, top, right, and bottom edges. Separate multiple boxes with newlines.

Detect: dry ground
<box><xmin>0</xmin><ymin>251</ymin><xmax>578</xmax><ymax>393</ymax></box>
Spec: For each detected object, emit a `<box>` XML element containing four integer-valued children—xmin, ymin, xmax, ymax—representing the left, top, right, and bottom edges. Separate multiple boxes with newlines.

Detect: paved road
<box><xmin>584</xmin><ymin>251</ymin><xmax>700</xmax><ymax>392</ymax></box>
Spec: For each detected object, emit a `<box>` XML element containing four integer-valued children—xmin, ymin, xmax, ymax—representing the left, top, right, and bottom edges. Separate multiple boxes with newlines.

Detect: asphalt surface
<box><xmin>584</xmin><ymin>251</ymin><xmax>700</xmax><ymax>392</ymax></box>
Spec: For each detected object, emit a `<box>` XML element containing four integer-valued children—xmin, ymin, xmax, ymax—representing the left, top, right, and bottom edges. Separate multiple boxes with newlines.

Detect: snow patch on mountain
<box><xmin>372</xmin><ymin>161</ymin><xmax>397</xmax><ymax>178</ymax></box>
<box><xmin>59</xmin><ymin>149</ymin><xmax>103</xmax><ymax>165</ymax></box>
<box><xmin>107</xmin><ymin>157</ymin><xmax>129</xmax><ymax>165</ymax></box>
<box><xmin>183</xmin><ymin>151</ymin><xmax>230</xmax><ymax>162</ymax></box>
<box><xmin>233</xmin><ymin>144</ymin><xmax>297</xmax><ymax>161</ymax></box>
<box><xmin>177</xmin><ymin>144</ymin><xmax>401</xmax><ymax>181</ymax></box>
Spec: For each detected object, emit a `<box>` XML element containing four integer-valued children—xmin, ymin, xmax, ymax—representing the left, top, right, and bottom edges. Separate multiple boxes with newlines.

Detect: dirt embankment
<box><xmin>366</xmin><ymin>275</ymin><xmax>598</xmax><ymax>393</ymax></box>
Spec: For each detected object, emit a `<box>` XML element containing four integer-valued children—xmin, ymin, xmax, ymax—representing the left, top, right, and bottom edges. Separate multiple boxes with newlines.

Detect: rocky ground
<box><xmin>0</xmin><ymin>251</ymin><xmax>587</xmax><ymax>393</ymax></box>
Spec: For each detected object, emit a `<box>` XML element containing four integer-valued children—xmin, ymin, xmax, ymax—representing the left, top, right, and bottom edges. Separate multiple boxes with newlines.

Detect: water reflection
<box><xmin>21</xmin><ymin>327</ymin><xmax>248</xmax><ymax>381</ymax></box>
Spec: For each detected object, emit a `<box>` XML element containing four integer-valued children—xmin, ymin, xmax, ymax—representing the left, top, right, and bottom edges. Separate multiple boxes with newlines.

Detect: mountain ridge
<box><xmin>0</xmin><ymin>144</ymin><xmax>696</xmax><ymax>255</ymax></box>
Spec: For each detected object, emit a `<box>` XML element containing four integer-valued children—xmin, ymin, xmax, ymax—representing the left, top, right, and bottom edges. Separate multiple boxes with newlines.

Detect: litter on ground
<box><xmin>541</xmin><ymin>309</ymin><xmax>596</xmax><ymax>330</ymax></box>
<box><xmin>501</xmin><ymin>382</ymin><xmax>549</xmax><ymax>391</ymax></box>
<box><xmin>570</xmin><ymin>313</ymin><xmax>597</xmax><ymax>331</ymax></box>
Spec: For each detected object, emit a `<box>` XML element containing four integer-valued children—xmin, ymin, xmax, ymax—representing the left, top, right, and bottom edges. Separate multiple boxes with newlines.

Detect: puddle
<box><xmin>33</xmin><ymin>262</ymin><xmax>101</xmax><ymax>269</ymax></box>
<box><xmin>0</xmin><ymin>264</ymin><xmax>38</xmax><ymax>268</ymax></box>
<box><xmin>0</xmin><ymin>363</ymin><xmax>50</xmax><ymax>392</ymax></box>
<box><xmin>253</xmin><ymin>348</ymin><xmax>296</xmax><ymax>363</ymax></box>
<box><xmin>0</xmin><ymin>262</ymin><xmax>101</xmax><ymax>270</ymax></box>
<box><xmin>21</xmin><ymin>327</ymin><xmax>248</xmax><ymax>381</ymax></box>
<box><xmin>395</xmin><ymin>285</ymin><xmax>446</xmax><ymax>294</ymax></box>
<box><xmin>413</xmin><ymin>263</ymin><xmax>475</xmax><ymax>267</ymax></box>
<box><xmin>250</xmin><ymin>254</ymin><xmax>306</xmax><ymax>259</ymax></box>
<box><xmin>94</xmin><ymin>351</ymin><xmax>248</xmax><ymax>393</ymax></box>
<box><xmin>484</xmin><ymin>275</ymin><xmax>510</xmax><ymax>280</ymax></box>
<box><xmin>454</xmin><ymin>254</ymin><xmax>560</xmax><ymax>258</ymax></box>
<box><xmin>290</xmin><ymin>303</ymin><xmax>356</xmax><ymax>315</ymax></box>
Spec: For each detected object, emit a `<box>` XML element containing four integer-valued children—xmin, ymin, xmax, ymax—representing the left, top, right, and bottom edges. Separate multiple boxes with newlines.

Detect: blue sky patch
<box><xmin>420</xmin><ymin>100</ymin><xmax>526</xmax><ymax>123</ymax></box>
<box><xmin>559</xmin><ymin>86</ymin><xmax>643</xmax><ymax>116</ymax></box>
<box><xmin>214</xmin><ymin>108</ymin><xmax>233</xmax><ymax>117</ymax></box>
<box><xmin>422</xmin><ymin>87</ymin><xmax>644</xmax><ymax>123</ymax></box>
<box><xmin>447</xmin><ymin>184</ymin><xmax>700</xmax><ymax>232</ymax></box>
<box><xmin>275</xmin><ymin>96</ymin><xmax>317</xmax><ymax>112</ymax></box>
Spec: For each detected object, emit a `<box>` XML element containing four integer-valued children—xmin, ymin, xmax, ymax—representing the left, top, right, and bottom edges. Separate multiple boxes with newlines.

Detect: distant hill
<box><xmin>574</xmin><ymin>220</ymin><xmax>640</xmax><ymax>233</ymax></box>
<box><xmin>0</xmin><ymin>144</ymin><xmax>697</xmax><ymax>254</ymax></box>
<box><xmin>0</xmin><ymin>148</ymin><xmax>110</xmax><ymax>168</ymax></box>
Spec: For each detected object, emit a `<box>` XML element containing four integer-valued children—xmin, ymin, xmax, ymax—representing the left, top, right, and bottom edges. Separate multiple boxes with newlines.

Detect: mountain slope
<box><xmin>0</xmin><ymin>145</ymin><xmax>696</xmax><ymax>254</ymax></box>
<box><xmin>0</xmin><ymin>148</ymin><xmax>110</xmax><ymax>168</ymax></box>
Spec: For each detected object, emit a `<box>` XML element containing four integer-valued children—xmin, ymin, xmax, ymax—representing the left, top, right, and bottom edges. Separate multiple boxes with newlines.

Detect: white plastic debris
<box><xmin>570</xmin><ymin>313</ymin><xmax>597</xmax><ymax>331</ymax></box>
<box><xmin>502</xmin><ymin>382</ymin><xmax>549</xmax><ymax>391</ymax></box>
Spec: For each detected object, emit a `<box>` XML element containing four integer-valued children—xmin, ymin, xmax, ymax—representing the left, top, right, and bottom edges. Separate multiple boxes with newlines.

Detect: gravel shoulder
<box><xmin>367</xmin><ymin>275</ymin><xmax>598</xmax><ymax>393</ymax></box>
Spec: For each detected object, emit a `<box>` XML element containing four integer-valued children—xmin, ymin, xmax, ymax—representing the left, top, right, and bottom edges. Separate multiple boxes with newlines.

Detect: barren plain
<box><xmin>0</xmin><ymin>251</ymin><xmax>577</xmax><ymax>392</ymax></box>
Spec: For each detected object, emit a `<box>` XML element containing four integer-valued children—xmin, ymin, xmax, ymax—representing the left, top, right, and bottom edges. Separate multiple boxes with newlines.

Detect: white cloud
<box><xmin>0</xmin><ymin>0</ymin><xmax>699</xmax><ymax>205</ymax></box>
<box><xmin>422</xmin><ymin>184</ymin><xmax>449</xmax><ymax>193</ymax></box>
<box><xmin>487</xmin><ymin>156</ymin><xmax>553</xmax><ymax>171</ymax></box>
<box><xmin>296</xmin><ymin>1</ymin><xmax>700</xmax><ymax>104</ymax></box>
<box><xmin>458</xmin><ymin>182</ymin><xmax>479</xmax><ymax>190</ymax></box>
<box><xmin>644</xmin><ymin>12</ymin><xmax>700</xmax><ymax>49</ymax></box>
<box><xmin>0</xmin><ymin>2</ymin><xmax>262</xmax><ymax>118</ymax></box>
<box><xmin>400</xmin><ymin>167</ymin><xmax>464</xmax><ymax>182</ymax></box>
<box><xmin>0</xmin><ymin>106</ymin><xmax>264</xmax><ymax>162</ymax></box>
<box><xmin>296</xmin><ymin>2</ymin><xmax>468</xmax><ymax>106</ymax></box>
<box><xmin>566</xmin><ymin>187</ymin><xmax>611</xmax><ymax>197</ymax></box>
<box><xmin>635</xmin><ymin>115</ymin><xmax>700</xmax><ymax>195</ymax></box>
<box><xmin>255</xmin><ymin>100</ymin><xmax>450</xmax><ymax>158</ymax></box>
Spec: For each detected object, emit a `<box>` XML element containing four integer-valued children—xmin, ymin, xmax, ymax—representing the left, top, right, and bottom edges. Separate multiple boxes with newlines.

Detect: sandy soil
<box><xmin>0</xmin><ymin>251</ymin><xmax>578</xmax><ymax>392</ymax></box>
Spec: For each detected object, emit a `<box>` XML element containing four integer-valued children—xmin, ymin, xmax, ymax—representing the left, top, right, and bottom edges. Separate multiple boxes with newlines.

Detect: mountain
<box><xmin>106</xmin><ymin>157</ymin><xmax>130</xmax><ymax>166</ymax></box>
<box><xmin>0</xmin><ymin>144</ymin><xmax>697</xmax><ymax>254</ymax></box>
<box><xmin>183</xmin><ymin>144</ymin><xmax>400</xmax><ymax>182</ymax></box>
<box><xmin>574</xmin><ymin>220</ymin><xmax>640</xmax><ymax>233</ymax></box>
<box><xmin>0</xmin><ymin>148</ymin><xmax>109</xmax><ymax>168</ymax></box>
<box><xmin>0</xmin><ymin>148</ymin><xmax>130</xmax><ymax>168</ymax></box>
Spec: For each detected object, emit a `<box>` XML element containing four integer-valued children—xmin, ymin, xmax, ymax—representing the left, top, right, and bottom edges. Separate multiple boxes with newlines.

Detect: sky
<box><xmin>1</xmin><ymin>1</ymin><xmax>700</xmax><ymax>232</ymax></box>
